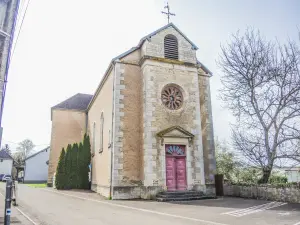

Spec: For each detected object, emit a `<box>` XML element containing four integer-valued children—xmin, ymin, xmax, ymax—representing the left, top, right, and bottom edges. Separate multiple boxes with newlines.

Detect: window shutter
<box><xmin>164</xmin><ymin>35</ymin><xmax>178</xmax><ymax>60</ymax></box>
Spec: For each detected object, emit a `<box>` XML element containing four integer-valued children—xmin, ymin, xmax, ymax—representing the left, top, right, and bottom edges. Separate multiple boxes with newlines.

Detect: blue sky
<box><xmin>2</xmin><ymin>0</ymin><xmax>300</xmax><ymax>152</ymax></box>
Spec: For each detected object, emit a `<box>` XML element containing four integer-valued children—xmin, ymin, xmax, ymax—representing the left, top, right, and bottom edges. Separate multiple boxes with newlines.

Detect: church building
<box><xmin>48</xmin><ymin>23</ymin><xmax>216</xmax><ymax>199</ymax></box>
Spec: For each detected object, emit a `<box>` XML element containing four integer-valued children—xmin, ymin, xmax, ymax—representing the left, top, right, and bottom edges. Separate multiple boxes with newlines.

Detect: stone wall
<box><xmin>88</xmin><ymin>69</ymin><xmax>114</xmax><ymax>197</ymax></box>
<box><xmin>199</xmin><ymin>74</ymin><xmax>216</xmax><ymax>185</ymax></box>
<box><xmin>48</xmin><ymin>110</ymin><xmax>86</xmax><ymax>185</ymax></box>
<box><xmin>141</xmin><ymin>26</ymin><xmax>197</xmax><ymax>64</ymax></box>
<box><xmin>120</xmin><ymin>63</ymin><xmax>143</xmax><ymax>184</ymax></box>
<box><xmin>141</xmin><ymin>59</ymin><xmax>205</xmax><ymax>191</ymax></box>
<box><xmin>224</xmin><ymin>184</ymin><xmax>300</xmax><ymax>203</ymax></box>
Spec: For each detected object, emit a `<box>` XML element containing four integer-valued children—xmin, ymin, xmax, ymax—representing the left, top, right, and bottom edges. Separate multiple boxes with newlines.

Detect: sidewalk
<box><xmin>0</xmin><ymin>187</ymin><xmax>32</xmax><ymax>224</ymax></box>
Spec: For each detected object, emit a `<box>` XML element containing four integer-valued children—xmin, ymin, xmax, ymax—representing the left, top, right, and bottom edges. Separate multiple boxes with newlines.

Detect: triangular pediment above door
<box><xmin>157</xmin><ymin>126</ymin><xmax>194</xmax><ymax>138</ymax></box>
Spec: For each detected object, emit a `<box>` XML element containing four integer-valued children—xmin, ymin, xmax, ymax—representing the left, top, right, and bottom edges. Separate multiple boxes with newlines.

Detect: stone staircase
<box><xmin>156</xmin><ymin>191</ymin><xmax>217</xmax><ymax>202</ymax></box>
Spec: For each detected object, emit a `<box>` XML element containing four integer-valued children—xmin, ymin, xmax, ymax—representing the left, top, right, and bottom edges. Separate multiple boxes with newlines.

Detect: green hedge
<box><xmin>55</xmin><ymin>134</ymin><xmax>91</xmax><ymax>190</ymax></box>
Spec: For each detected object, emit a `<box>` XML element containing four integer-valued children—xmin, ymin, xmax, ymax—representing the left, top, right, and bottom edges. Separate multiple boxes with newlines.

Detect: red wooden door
<box><xmin>166</xmin><ymin>157</ymin><xmax>176</xmax><ymax>191</ymax></box>
<box><xmin>176</xmin><ymin>158</ymin><xmax>187</xmax><ymax>190</ymax></box>
<box><xmin>165</xmin><ymin>145</ymin><xmax>187</xmax><ymax>191</ymax></box>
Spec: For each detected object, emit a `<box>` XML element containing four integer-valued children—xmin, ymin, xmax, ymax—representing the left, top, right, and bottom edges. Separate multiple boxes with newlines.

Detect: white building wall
<box><xmin>24</xmin><ymin>149</ymin><xmax>50</xmax><ymax>183</ymax></box>
<box><xmin>0</xmin><ymin>159</ymin><xmax>12</xmax><ymax>175</ymax></box>
<box><xmin>285</xmin><ymin>170</ymin><xmax>300</xmax><ymax>183</ymax></box>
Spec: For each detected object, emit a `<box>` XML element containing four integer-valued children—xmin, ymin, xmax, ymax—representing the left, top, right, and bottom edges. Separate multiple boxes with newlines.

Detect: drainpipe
<box><xmin>85</xmin><ymin>111</ymin><xmax>91</xmax><ymax>188</ymax></box>
<box><xmin>109</xmin><ymin>60</ymin><xmax>118</xmax><ymax>199</ymax></box>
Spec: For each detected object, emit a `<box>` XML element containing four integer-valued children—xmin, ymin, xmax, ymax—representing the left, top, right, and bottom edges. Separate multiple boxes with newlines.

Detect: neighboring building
<box><xmin>0</xmin><ymin>149</ymin><xmax>13</xmax><ymax>175</ymax></box>
<box><xmin>284</xmin><ymin>168</ymin><xmax>300</xmax><ymax>183</ymax></box>
<box><xmin>48</xmin><ymin>23</ymin><xmax>216</xmax><ymax>199</ymax></box>
<box><xmin>24</xmin><ymin>147</ymin><xmax>50</xmax><ymax>183</ymax></box>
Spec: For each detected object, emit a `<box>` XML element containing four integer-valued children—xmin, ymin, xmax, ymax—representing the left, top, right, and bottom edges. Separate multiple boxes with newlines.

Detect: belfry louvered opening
<box><xmin>164</xmin><ymin>34</ymin><xmax>178</xmax><ymax>60</ymax></box>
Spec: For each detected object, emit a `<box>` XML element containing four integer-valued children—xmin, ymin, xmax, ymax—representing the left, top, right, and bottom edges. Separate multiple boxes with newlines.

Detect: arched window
<box><xmin>164</xmin><ymin>34</ymin><xmax>178</xmax><ymax>60</ymax></box>
<box><xmin>99</xmin><ymin>113</ymin><xmax>104</xmax><ymax>153</ymax></box>
<box><xmin>92</xmin><ymin>122</ymin><xmax>96</xmax><ymax>154</ymax></box>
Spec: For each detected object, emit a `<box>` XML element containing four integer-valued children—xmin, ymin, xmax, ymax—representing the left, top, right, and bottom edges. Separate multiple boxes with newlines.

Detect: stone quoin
<box><xmin>47</xmin><ymin>23</ymin><xmax>216</xmax><ymax>199</ymax></box>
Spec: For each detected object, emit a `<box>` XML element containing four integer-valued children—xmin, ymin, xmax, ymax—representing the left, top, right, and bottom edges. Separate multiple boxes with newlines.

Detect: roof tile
<box><xmin>52</xmin><ymin>93</ymin><xmax>93</xmax><ymax>111</ymax></box>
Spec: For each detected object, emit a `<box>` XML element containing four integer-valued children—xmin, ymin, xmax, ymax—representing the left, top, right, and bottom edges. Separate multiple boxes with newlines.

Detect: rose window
<box><xmin>161</xmin><ymin>85</ymin><xmax>183</xmax><ymax>110</ymax></box>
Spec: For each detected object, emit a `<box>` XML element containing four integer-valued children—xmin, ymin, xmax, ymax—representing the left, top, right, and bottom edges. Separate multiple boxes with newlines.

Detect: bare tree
<box><xmin>218</xmin><ymin>29</ymin><xmax>300</xmax><ymax>183</ymax></box>
<box><xmin>1</xmin><ymin>144</ymin><xmax>11</xmax><ymax>156</ymax></box>
<box><xmin>14</xmin><ymin>139</ymin><xmax>35</xmax><ymax>164</ymax></box>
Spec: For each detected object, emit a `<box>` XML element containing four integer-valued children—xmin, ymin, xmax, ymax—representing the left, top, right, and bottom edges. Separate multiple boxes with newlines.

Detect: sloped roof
<box><xmin>112</xmin><ymin>23</ymin><xmax>198</xmax><ymax>62</ymax></box>
<box><xmin>87</xmin><ymin>23</ymin><xmax>212</xmax><ymax>110</ymax></box>
<box><xmin>25</xmin><ymin>146</ymin><xmax>50</xmax><ymax>161</ymax></box>
<box><xmin>52</xmin><ymin>93</ymin><xmax>93</xmax><ymax>111</ymax></box>
<box><xmin>137</xmin><ymin>23</ymin><xmax>198</xmax><ymax>50</ymax></box>
<box><xmin>197</xmin><ymin>60</ymin><xmax>213</xmax><ymax>75</ymax></box>
<box><xmin>111</xmin><ymin>23</ymin><xmax>211</xmax><ymax>75</ymax></box>
<box><xmin>0</xmin><ymin>150</ymin><xmax>13</xmax><ymax>160</ymax></box>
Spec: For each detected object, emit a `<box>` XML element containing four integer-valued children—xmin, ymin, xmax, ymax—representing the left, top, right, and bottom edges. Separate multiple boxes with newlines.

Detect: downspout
<box><xmin>85</xmin><ymin>111</ymin><xmax>91</xmax><ymax>188</ymax></box>
<box><xmin>109</xmin><ymin>61</ymin><xmax>117</xmax><ymax>199</ymax></box>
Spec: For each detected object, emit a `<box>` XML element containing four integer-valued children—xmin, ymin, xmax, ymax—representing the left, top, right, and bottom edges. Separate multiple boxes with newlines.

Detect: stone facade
<box><xmin>88</xmin><ymin>69</ymin><xmax>114</xmax><ymax>197</ymax></box>
<box><xmin>49</xmin><ymin>23</ymin><xmax>216</xmax><ymax>199</ymax></box>
<box><xmin>199</xmin><ymin>74</ymin><xmax>216</xmax><ymax>185</ymax></box>
<box><xmin>224</xmin><ymin>184</ymin><xmax>300</xmax><ymax>203</ymax></box>
<box><xmin>47</xmin><ymin>110</ymin><xmax>86</xmax><ymax>185</ymax></box>
<box><xmin>141</xmin><ymin>61</ymin><xmax>205</xmax><ymax>192</ymax></box>
<box><xmin>141</xmin><ymin>26</ymin><xmax>197</xmax><ymax>64</ymax></box>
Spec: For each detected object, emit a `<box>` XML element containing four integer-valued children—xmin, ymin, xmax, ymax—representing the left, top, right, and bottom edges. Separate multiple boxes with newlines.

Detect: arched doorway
<box><xmin>165</xmin><ymin>144</ymin><xmax>187</xmax><ymax>191</ymax></box>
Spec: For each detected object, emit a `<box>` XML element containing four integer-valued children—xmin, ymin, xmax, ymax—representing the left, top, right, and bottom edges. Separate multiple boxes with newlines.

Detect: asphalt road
<box><xmin>0</xmin><ymin>183</ymin><xmax>300</xmax><ymax>225</ymax></box>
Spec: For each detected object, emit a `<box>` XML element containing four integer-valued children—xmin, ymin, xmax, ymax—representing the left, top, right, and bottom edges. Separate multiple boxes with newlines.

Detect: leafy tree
<box><xmin>218</xmin><ymin>29</ymin><xmax>300</xmax><ymax>183</ymax></box>
<box><xmin>269</xmin><ymin>174</ymin><xmax>288</xmax><ymax>184</ymax></box>
<box><xmin>215</xmin><ymin>140</ymin><xmax>241</xmax><ymax>182</ymax></box>
<box><xmin>77</xmin><ymin>142</ymin><xmax>84</xmax><ymax>188</ymax></box>
<box><xmin>70</xmin><ymin>143</ymin><xmax>79</xmax><ymax>188</ymax></box>
<box><xmin>237</xmin><ymin>168</ymin><xmax>261</xmax><ymax>184</ymax></box>
<box><xmin>82</xmin><ymin>134</ymin><xmax>91</xmax><ymax>189</ymax></box>
<box><xmin>55</xmin><ymin>135</ymin><xmax>91</xmax><ymax>190</ymax></box>
<box><xmin>55</xmin><ymin>148</ymin><xmax>66</xmax><ymax>189</ymax></box>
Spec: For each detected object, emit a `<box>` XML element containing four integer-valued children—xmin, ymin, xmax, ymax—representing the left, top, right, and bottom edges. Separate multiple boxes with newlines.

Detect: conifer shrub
<box><xmin>55</xmin><ymin>148</ymin><xmax>66</xmax><ymax>189</ymax></box>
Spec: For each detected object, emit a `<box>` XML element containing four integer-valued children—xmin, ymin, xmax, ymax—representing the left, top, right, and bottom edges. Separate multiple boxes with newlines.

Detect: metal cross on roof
<box><xmin>161</xmin><ymin>2</ymin><xmax>175</xmax><ymax>24</ymax></box>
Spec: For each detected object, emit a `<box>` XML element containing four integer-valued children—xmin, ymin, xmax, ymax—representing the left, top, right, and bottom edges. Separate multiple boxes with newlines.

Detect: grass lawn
<box><xmin>27</xmin><ymin>183</ymin><xmax>47</xmax><ymax>188</ymax></box>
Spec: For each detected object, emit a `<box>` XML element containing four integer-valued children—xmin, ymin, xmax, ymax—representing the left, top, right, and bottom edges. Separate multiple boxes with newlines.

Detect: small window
<box><xmin>99</xmin><ymin>113</ymin><xmax>104</xmax><ymax>153</ymax></box>
<box><xmin>164</xmin><ymin>34</ymin><xmax>178</xmax><ymax>60</ymax></box>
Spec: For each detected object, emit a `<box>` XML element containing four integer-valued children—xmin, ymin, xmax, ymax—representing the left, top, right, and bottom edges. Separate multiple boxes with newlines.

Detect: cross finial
<box><xmin>161</xmin><ymin>2</ymin><xmax>175</xmax><ymax>24</ymax></box>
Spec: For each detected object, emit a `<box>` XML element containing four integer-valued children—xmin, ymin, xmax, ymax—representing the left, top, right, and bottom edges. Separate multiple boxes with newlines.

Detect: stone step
<box><xmin>156</xmin><ymin>195</ymin><xmax>217</xmax><ymax>202</ymax></box>
<box><xmin>157</xmin><ymin>193</ymin><xmax>204</xmax><ymax>198</ymax></box>
<box><xmin>156</xmin><ymin>191</ymin><xmax>204</xmax><ymax>198</ymax></box>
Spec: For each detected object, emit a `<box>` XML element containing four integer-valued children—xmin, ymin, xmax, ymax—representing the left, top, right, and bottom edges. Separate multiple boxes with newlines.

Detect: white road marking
<box><xmin>293</xmin><ymin>222</ymin><xmax>300</xmax><ymax>225</ymax></box>
<box><xmin>43</xmin><ymin>189</ymin><xmax>229</xmax><ymax>225</ymax></box>
<box><xmin>15</xmin><ymin>207</ymin><xmax>39</xmax><ymax>225</ymax></box>
<box><xmin>0</xmin><ymin>192</ymin><xmax>38</xmax><ymax>225</ymax></box>
<box><xmin>278</xmin><ymin>212</ymin><xmax>290</xmax><ymax>216</ymax></box>
<box><xmin>222</xmin><ymin>201</ymin><xmax>287</xmax><ymax>217</ymax></box>
<box><xmin>222</xmin><ymin>202</ymin><xmax>272</xmax><ymax>215</ymax></box>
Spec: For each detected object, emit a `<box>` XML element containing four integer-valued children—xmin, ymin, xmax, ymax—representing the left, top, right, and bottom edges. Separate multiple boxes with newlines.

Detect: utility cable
<box><xmin>11</xmin><ymin>0</ymin><xmax>31</xmax><ymax>58</ymax></box>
